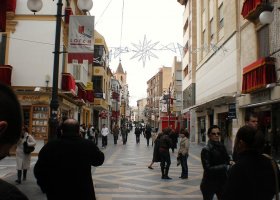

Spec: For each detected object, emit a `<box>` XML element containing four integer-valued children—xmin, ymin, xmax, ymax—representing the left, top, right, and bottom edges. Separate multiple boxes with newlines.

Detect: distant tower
<box><xmin>114</xmin><ymin>60</ymin><xmax>127</xmax><ymax>86</ymax></box>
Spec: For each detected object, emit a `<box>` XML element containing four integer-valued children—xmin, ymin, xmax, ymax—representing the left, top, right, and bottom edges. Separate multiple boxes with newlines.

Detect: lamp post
<box><xmin>27</xmin><ymin>0</ymin><xmax>93</xmax><ymax>140</ymax></box>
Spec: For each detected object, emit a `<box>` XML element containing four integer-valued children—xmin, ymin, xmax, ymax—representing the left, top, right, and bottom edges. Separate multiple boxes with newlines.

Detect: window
<box><xmin>184</xmin><ymin>41</ymin><xmax>189</xmax><ymax>54</ymax></box>
<box><xmin>257</xmin><ymin>25</ymin><xmax>270</xmax><ymax>58</ymax></box>
<box><xmin>218</xmin><ymin>3</ymin><xmax>224</xmax><ymax>29</ymax></box>
<box><xmin>92</xmin><ymin>76</ymin><xmax>103</xmax><ymax>93</ymax></box>
<box><xmin>0</xmin><ymin>34</ymin><xmax>7</xmax><ymax>65</ymax></box>
<box><xmin>183</xmin><ymin>19</ymin><xmax>189</xmax><ymax>35</ymax></box>
<box><xmin>72</xmin><ymin>60</ymin><xmax>80</xmax><ymax>80</ymax></box>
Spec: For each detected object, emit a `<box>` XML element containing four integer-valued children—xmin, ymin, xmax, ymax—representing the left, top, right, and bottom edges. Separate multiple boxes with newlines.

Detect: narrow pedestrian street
<box><xmin>1</xmin><ymin>129</ymin><xmax>205</xmax><ymax>200</ymax></box>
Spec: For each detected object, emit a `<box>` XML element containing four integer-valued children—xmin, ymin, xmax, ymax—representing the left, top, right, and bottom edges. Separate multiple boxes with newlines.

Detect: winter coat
<box><xmin>34</xmin><ymin>135</ymin><xmax>104</xmax><ymax>200</ymax></box>
<box><xmin>222</xmin><ymin>150</ymin><xmax>280</xmax><ymax>200</ymax></box>
<box><xmin>200</xmin><ymin>140</ymin><xmax>230</xmax><ymax>190</ymax></box>
<box><xmin>178</xmin><ymin>137</ymin><xmax>189</xmax><ymax>156</ymax></box>
<box><xmin>152</xmin><ymin>136</ymin><xmax>161</xmax><ymax>162</ymax></box>
<box><xmin>16</xmin><ymin>132</ymin><xmax>36</xmax><ymax>170</ymax></box>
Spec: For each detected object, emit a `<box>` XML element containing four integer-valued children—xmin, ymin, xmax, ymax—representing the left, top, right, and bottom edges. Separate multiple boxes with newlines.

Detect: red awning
<box><xmin>0</xmin><ymin>65</ymin><xmax>12</xmax><ymax>86</ymax></box>
<box><xmin>61</xmin><ymin>73</ymin><xmax>76</xmax><ymax>94</ymax></box>
<box><xmin>241</xmin><ymin>0</ymin><xmax>262</xmax><ymax>19</ymax></box>
<box><xmin>242</xmin><ymin>57</ymin><xmax>276</xmax><ymax>93</ymax></box>
<box><xmin>86</xmin><ymin>90</ymin><xmax>94</xmax><ymax>102</ymax></box>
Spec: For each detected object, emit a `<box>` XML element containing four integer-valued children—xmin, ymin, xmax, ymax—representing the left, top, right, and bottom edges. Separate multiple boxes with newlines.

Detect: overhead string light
<box><xmin>119</xmin><ymin>0</ymin><xmax>125</xmax><ymax>63</ymax></box>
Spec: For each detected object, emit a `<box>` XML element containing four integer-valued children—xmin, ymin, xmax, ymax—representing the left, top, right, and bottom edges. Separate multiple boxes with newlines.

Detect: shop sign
<box><xmin>251</xmin><ymin>90</ymin><xmax>270</xmax><ymax>104</ymax></box>
<box><xmin>18</xmin><ymin>95</ymin><xmax>49</xmax><ymax>103</ymax></box>
<box><xmin>228</xmin><ymin>103</ymin><xmax>236</xmax><ymax>119</ymax></box>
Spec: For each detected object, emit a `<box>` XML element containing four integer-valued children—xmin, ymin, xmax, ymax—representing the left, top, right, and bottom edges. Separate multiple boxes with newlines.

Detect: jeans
<box><xmin>180</xmin><ymin>154</ymin><xmax>188</xmax><ymax>178</ymax></box>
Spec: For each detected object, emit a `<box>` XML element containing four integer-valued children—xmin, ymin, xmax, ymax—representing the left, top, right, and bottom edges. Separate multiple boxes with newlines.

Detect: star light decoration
<box><xmin>101</xmin><ymin>35</ymin><xmax>229</xmax><ymax>67</ymax></box>
<box><xmin>130</xmin><ymin>35</ymin><xmax>160</xmax><ymax>67</ymax></box>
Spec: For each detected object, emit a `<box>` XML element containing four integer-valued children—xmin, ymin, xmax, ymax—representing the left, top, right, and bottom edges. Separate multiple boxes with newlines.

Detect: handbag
<box><xmin>23</xmin><ymin>136</ymin><xmax>35</xmax><ymax>154</ymax></box>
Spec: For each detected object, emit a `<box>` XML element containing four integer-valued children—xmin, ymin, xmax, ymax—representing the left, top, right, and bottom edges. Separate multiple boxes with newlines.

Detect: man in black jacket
<box><xmin>222</xmin><ymin>125</ymin><xmax>279</xmax><ymax>200</ymax></box>
<box><xmin>34</xmin><ymin>119</ymin><xmax>105</xmax><ymax>200</ymax></box>
<box><xmin>159</xmin><ymin>128</ymin><xmax>173</xmax><ymax>179</ymax></box>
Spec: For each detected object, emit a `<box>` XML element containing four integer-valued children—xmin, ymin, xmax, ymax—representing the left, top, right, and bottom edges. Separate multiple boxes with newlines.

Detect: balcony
<box><xmin>61</xmin><ymin>73</ymin><xmax>76</xmax><ymax>95</ymax></box>
<box><xmin>242</xmin><ymin>57</ymin><xmax>276</xmax><ymax>93</ymax></box>
<box><xmin>241</xmin><ymin>0</ymin><xmax>273</xmax><ymax>22</ymax></box>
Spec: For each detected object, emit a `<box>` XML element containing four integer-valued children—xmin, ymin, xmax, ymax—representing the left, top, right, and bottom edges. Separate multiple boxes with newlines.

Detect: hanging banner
<box><xmin>68</xmin><ymin>16</ymin><xmax>94</xmax><ymax>64</ymax></box>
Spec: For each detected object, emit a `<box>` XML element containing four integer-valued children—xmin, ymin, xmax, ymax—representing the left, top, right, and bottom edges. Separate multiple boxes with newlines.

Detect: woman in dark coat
<box><xmin>200</xmin><ymin>125</ymin><xmax>231</xmax><ymax>200</ymax></box>
<box><xmin>148</xmin><ymin>132</ymin><xmax>162</xmax><ymax>169</ymax></box>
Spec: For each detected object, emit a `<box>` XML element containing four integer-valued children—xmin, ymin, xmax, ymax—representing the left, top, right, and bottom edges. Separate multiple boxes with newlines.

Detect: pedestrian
<box><xmin>159</xmin><ymin>128</ymin><xmax>173</xmax><ymax>179</ymax></box>
<box><xmin>135</xmin><ymin>125</ymin><xmax>141</xmax><ymax>144</ymax></box>
<box><xmin>233</xmin><ymin>112</ymin><xmax>264</xmax><ymax>162</ymax></box>
<box><xmin>15</xmin><ymin>125</ymin><xmax>36</xmax><ymax>184</ymax></box>
<box><xmin>177</xmin><ymin>128</ymin><xmax>190</xmax><ymax>179</ymax></box>
<box><xmin>94</xmin><ymin>127</ymin><xmax>99</xmax><ymax>146</ymax></box>
<box><xmin>148</xmin><ymin>132</ymin><xmax>162</xmax><ymax>169</ymax></box>
<box><xmin>245</xmin><ymin>111</ymin><xmax>258</xmax><ymax>129</ymax></box>
<box><xmin>112</xmin><ymin>124</ymin><xmax>119</xmax><ymax>144</ymax></box>
<box><xmin>151</xmin><ymin>129</ymin><xmax>158</xmax><ymax>147</ymax></box>
<box><xmin>0</xmin><ymin>82</ymin><xmax>29</xmax><ymax>200</ymax></box>
<box><xmin>120</xmin><ymin>124</ymin><xmax>127</xmax><ymax>145</ymax></box>
<box><xmin>222</xmin><ymin>125</ymin><xmax>280</xmax><ymax>200</ymax></box>
<box><xmin>169</xmin><ymin>129</ymin><xmax>178</xmax><ymax>153</ymax></box>
<box><xmin>145</xmin><ymin>124</ymin><xmax>152</xmax><ymax>146</ymax></box>
<box><xmin>101</xmin><ymin>124</ymin><xmax>109</xmax><ymax>148</ymax></box>
<box><xmin>34</xmin><ymin>118</ymin><xmax>104</xmax><ymax>200</ymax></box>
<box><xmin>86</xmin><ymin>124</ymin><xmax>94</xmax><ymax>141</ymax></box>
<box><xmin>200</xmin><ymin>125</ymin><xmax>232</xmax><ymax>200</ymax></box>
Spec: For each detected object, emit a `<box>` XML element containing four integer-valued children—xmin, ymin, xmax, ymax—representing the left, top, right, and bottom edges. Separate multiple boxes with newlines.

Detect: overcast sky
<box><xmin>90</xmin><ymin>0</ymin><xmax>184</xmax><ymax>106</ymax></box>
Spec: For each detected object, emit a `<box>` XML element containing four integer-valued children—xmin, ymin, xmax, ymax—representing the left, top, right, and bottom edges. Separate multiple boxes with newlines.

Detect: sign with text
<box><xmin>68</xmin><ymin>16</ymin><xmax>94</xmax><ymax>64</ymax></box>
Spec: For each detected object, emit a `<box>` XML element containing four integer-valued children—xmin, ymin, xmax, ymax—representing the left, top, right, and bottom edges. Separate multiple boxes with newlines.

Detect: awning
<box><xmin>241</xmin><ymin>0</ymin><xmax>272</xmax><ymax>21</ymax></box>
<box><xmin>241</xmin><ymin>0</ymin><xmax>262</xmax><ymax>19</ymax></box>
<box><xmin>242</xmin><ymin>57</ymin><xmax>276</xmax><ymax>93</ymax></box>
<box><xmin>0</xmin><ymin>65</ymin><xmax>12</xmax><ymax>85</ymax></box>
<box><xmin>77</xmin><ymin>84</ymin><xmax>87</xmax><ymax>102</ymax></box>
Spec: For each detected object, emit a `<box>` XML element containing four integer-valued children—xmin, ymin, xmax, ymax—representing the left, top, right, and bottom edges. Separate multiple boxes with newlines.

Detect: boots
<box><xmin>15</xmin><ymin>170</ymin><xmax>22</xmax><ymax>184</ymax></box>
<box><xmin>161</xmin><ymin>167</ymin><xmax>165</xmax><ymax>179</ymax></box>
<box><xmin>23</xmin><ymin>169</ymin><xmax>27</xmax><ymax>181</ymax></box>
<box><xmin>163</xmin><ymin>167</ymin><xmax>172</xmax><ymax>179</ymax></box>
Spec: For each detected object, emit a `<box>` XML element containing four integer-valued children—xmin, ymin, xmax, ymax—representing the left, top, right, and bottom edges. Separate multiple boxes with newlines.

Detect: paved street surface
<box><xmin>1</xmin><ymin>129</ymin><xmax>206</xmax><ymax>200</ymax></box>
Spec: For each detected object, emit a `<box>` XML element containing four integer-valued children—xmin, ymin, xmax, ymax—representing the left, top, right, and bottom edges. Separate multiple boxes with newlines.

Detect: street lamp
<box><xmin>27</xmin><ymin>0</ymin><xmax>93</xmax><ymax>140</ymax></box>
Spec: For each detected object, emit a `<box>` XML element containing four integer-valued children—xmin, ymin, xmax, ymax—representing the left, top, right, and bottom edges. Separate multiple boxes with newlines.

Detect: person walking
<box><xmin>200</xmin><ymin>125</ymin><xmax>232</xmax><ymax>200</ymax></box>
<box><xmin>112</xmin><ymin>124</ymin><xmax>119</xmax><ymax>145</ymax></box>
<box><xmin>101</xmin><ymin>124</ymin><xmax>109</xmax><ymax>148</ymax></box>
<box><xmin>177</xmin><ymin>128</ymin><xmax>190</xmax><ymax>179</ymax></box>
<box><xmin>121</xmin><ymin>124</ymin><xmax>128</xmax><ymax>145</ymax></box>
<box><xmin>148</xmin><ymin>132</ymin><xmax>162</xmax><ymax>169</ymax></box>
<box><xmin>0</xmin><ymin>82</ymin><xmax>29</xmax><ymax>200</ymax></box>
<box><xmin>222</xmin><ymin>125</ymin><xmax>279</xmax><ymax>200</ymax></box>
<box><xmin>159</xmin><ymin>128</ymin><xmax>172</xmax><ymax>179</ymax></box>
<box><xmin>15</xmin><ymin>126</ymin><xmax>36</xmax><ymax>184</ymax></box>
<box><xmin>135</xmin><ymin>126</ymin><xmax>141</xmax><ymax>144</ymax></box>
<box><xmin>145</xmin><ymin>124</ymin><xmax>152</xmax><ymax>146</ymax></box>
<box><xmin>34</xmin><ymin>119</ymin><xmax>104</xmax><ymax>200</ymax></box>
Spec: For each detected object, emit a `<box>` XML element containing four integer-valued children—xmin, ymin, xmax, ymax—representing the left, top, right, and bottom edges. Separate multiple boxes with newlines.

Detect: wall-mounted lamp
<box><xmin>259</xmin><ymin>4</ymin><xmax>280</xmax><ymax>25</ymax></box>
<box><xmin>45</xmin><ymin>74</ymin><xmax>50</xmax><ymax>88</ymax></box>
<box><xmin>233</xmin><ymin>92</ymin><xmax>246</xmax><ymax>98</ymax></box>
<box><xmin>266</xmin><ymin>82</ymin><xmax>280</xmax><ymax>88</ymax></box>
